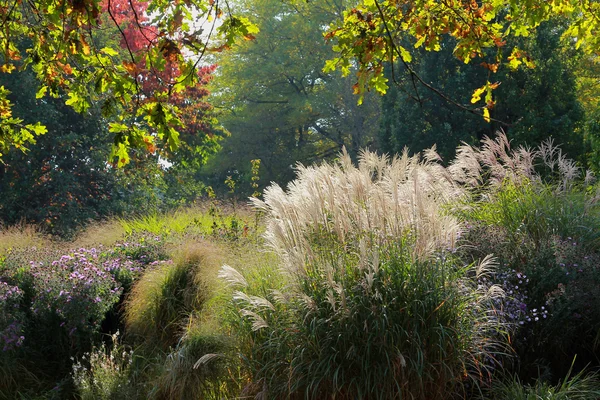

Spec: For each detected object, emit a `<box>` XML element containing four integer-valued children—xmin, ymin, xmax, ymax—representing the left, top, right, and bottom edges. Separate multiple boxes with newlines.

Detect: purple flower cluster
<box><xmin>30</xmin><ymin>248</ymin><xmax>122</xmax><ymax>335</ymax></box>
<box><xmin>0</xmin><ymin>281</ymin><xmax>25</xmax><ymax>351</ymax></box>
<box><xmin>484</xmin><ymin>268</ymin><xmax>549</xmax><ymax>330</ymax></box>
<box><xmin>0</xmin><ymin>235</ymin><xmax>169</xmax><ymax>354</ymax></box>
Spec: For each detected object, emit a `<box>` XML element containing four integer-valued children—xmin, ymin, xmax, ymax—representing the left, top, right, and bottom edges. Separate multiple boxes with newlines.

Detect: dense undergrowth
<box><xmin>1</xmin><ymin>134</ymin><xmax>600</xmax><ymax>399</ymax></box>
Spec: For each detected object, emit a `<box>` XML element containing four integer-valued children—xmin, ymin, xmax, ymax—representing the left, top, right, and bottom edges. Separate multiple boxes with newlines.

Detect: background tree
<box><xmin>380</xmin><ymin>21</ymin><xmax>585</xmax><ymax>162</ymax></box>
<box><xmin>203</xmin><ymin>0</ymin><xmax>380</xmax><ymax>192</ymax></box>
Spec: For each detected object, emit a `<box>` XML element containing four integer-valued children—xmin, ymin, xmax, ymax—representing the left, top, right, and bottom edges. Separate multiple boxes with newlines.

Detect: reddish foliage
<box><xmin>100</xmin><ymin>0</ymin><xmax>216</xmax><ymax>137</ymax></box>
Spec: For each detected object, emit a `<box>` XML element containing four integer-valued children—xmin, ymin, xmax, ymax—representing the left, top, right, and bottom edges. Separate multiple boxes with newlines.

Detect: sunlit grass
<box><xmin>0</xmin><ymin>223</ymin><xmax>50</xmax><ymax>253</ymax></box>
<box><xmin>72</xmin><ymin>219</ymin><xmax>127</xmax><ymax>249</ymax></box>
<box><xmin>490</xmin><ymin>362</ymin><xmax>600</xmax><ymax>400</ymax></box>
<box><xmin>124</xmin><ymin>241</ymin><xmax>223</xmax><ymax>349</ymax></box>
<box><xmin>118</xmin><ymin>204</ymin><xmax>258</xmax><ymax>238</ymax></box>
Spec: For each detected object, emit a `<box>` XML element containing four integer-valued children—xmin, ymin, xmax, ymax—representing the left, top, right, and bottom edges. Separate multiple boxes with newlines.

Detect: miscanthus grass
<box><xmin>221</xmin><ymin>147</ymin><xmax>509</xmax><ymax>399</ymax></box>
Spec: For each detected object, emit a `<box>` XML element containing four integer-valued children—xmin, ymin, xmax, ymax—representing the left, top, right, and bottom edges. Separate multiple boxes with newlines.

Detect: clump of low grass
<box><xmin>150</xmin><ymin>318</ymin><xmax>231</xmax><ymax>400</ymax></box>
<box><xmin>124</xmin><ymin>242</ymin><xmax>221</xmax><ymax>349</ymax></box>
<box><xmin>0</xmin><ymin>357</ymin><xmax>47</xmax><ymax>400</ymax></box>
<box><xmin>490</xmin><ymin>362</ymin><xmax>600</xmax><ymax>400</ymax></box>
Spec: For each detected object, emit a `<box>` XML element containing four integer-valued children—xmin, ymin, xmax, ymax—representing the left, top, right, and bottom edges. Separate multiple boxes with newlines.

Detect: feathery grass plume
<box><xmin>450</xmin><ymin>132</ymin><xmax>590</xmax><ymax>194</ymax></box>
<box><xmin>455</xmin><ymin>133</ymin><xmax>600</xmax><ymax>249</ymax></box>
<box><xmin>251</xmin><ymin>146</ymin><xmax>463</xmax><ymax>277</ymax></box>
<box><xmin>218</xmin><ymin>264</ymin><xmax>247</xmax><ymax>288</ymax></box>
<box><xmin>227</xmin><ymin>147</ymin><xmax>508</xmax><ymax>399</ymax></box>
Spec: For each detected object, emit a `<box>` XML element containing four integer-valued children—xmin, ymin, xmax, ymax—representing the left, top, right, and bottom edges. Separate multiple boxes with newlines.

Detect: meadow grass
<box><xmin>3</xmin><ymin>134</ymin><xmax>600</xmax><ymax>399</ymax></box>
<box><xmin>0</xmin><ymin>223</ymin><xmax>50</xmax><ymax>253</ymax></box>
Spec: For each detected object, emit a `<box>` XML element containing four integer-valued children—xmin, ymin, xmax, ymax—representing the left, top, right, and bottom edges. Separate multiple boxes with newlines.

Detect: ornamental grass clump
<box><xmin>222</xmin><ymin>148</ymin><xmax>507</xmax><ymax>399</ymax></box>
<box><xmin>150</xmin><ymin>319</ymin><xmax>231</xmax><ymax>400</ymax></box>
<box><xmin>124</xmin><ymin>242</ymin><xmax>218</xmax><ymax>349</ymax></box>
<box><xmin>451</xmin><ymin>134</ymin><xmax>600</xmax><ymax>378</ymax></box>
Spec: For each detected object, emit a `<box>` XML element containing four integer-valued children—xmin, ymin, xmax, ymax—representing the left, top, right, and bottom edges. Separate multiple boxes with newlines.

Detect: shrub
<box><xmin>103</xmin><ymin>233</ymin><xmax>169</xmax><ymax>291</ymax></box>
<box><xmin>452</xmin><ymin>134</ymin><xmax>600</xmax><ymax>379</ymax></box>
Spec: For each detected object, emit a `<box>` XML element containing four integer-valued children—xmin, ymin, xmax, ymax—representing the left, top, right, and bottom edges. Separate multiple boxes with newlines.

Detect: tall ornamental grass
<box><xmin>450</xmin><ymin>134</ymin><xmax>600</xmax><ymax>378</ymax></box>
<box><xmin>221</xmin><ymin>148</ymin><xmax>507</xmax><ymax>399</ymax></box>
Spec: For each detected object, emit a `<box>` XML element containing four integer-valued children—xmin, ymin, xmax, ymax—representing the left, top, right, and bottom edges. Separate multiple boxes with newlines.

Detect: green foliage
<box><xmin>463</xmin><ymin>180</ymin><xmax>600</xmax><ymax>249</ymax></box>
<box><xmin>379</xmin><ymin>21</ymin><xmax>585</xmax><ymax>161</ymax></box>
<box><xmin>0</xmin><ymin>0</ymin><xmax>257</xmax><ymax>163</ymax></box>
<box><xmin>118</xmin><ymin>206</ymin><xmax>253</xmax><ymax>240</ymax></box>
<box><xmin>206</xmin><ymin>0</ymin><xmax>380</xmax><ymax>192</ymax></box>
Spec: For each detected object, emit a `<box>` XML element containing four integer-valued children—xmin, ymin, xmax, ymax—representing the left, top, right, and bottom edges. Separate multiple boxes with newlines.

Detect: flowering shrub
<box><xmin>463</xmin><ymin>223</ymin><xmax>600</xmax><ymax>377</ymax></box>
<box><xmin>0</xmin><ymin>281</ymin><xmax>25</xmax><ymax>351</ymax></box>
<box><xmin>0</xmin><ymin>235</ymin><xmax>169</xmax><ymax>356</ymax></box>
<box><xmin>30</xmin><ymin>249</ymin><xmax>122</xmax><ymax>336</ymax></box>
<box><xmin>104</xmin><ymin>233</ymin><xmax>168</xmax><ymax>290</ymax></box>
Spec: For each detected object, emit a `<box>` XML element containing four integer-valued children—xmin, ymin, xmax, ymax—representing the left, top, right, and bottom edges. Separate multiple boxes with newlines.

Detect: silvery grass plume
<box><xmin>250</xmin><ymin>146</ymin><xmax>464</xmax><ymax>279</ymax></box>
<box><xmin>219</xmin><ymin>139</ymin><xmax>516</xmax><ymax>399</ymax></box>
<box><xmin>449</xmin><ymin>132</ymin><xmax>588</xmax><ymax>192</ymax></box>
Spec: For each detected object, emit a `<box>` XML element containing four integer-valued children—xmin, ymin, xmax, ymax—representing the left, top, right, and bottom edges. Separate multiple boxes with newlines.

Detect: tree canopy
<box><xmin>1</xmin><ymin>0</ymin><xmax>599</xmax><ymax>166</ymax></box>
<box><xmin>0</xmin><ymin>0</ymin><xmax>257</xmax><ymax>164</ymax></box>
<box><xmin>325</xmin><ymin>0</ymin><xmax>600</xmax><ymax>121</ymax></box>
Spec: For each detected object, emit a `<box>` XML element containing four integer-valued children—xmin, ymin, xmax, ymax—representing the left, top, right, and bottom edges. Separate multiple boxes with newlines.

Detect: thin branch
<box><xmin>107</xmin><ymin>0</ymin><xmax>141</xmax><ymax>107</ymax></box>
<box><xmin>373</xmin><ymin>0</ymin><xmax>511</xmax><ymax>126</ymax></box>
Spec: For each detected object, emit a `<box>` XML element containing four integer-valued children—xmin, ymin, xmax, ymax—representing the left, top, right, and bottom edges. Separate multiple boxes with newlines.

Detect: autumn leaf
<box><xmin>481</xmin><ymin>62</ymin><xmax>499</xmax><ymax>72</ymax></box>
<box><xmin>483</xmin><ymin>107</ymin><xmax>491</xmax><ymax>122</ymax></box>
<box><xmin>471</xmin><ymin>85</ymin><xmax>486</xmax><ymax>104</ymax></box>
<box><xmin>122</xmin><ymin>61</ymin><xmax>137</xmax><ymax>75</ymax></box>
